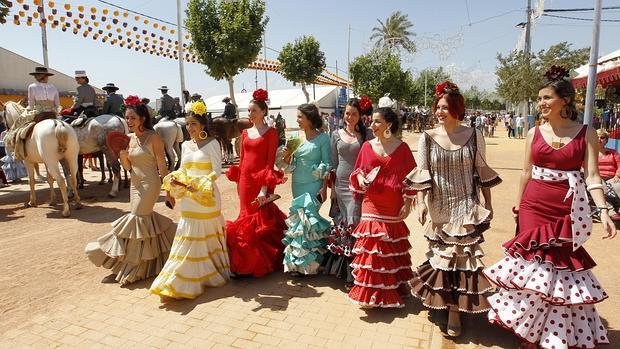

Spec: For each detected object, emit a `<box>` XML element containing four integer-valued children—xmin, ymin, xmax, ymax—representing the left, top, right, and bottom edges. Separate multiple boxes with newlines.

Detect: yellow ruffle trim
<box><xmin>162</xmin><ymin>169</ymin><xmax>217</xmax><ymax>207</ymax></box>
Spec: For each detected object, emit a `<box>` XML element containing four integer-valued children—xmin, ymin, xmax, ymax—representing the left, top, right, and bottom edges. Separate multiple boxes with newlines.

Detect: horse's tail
<box><xmin>55</xmin><ymin>121</ymin><xmax>70</xmax><ymax>154</ymax></box>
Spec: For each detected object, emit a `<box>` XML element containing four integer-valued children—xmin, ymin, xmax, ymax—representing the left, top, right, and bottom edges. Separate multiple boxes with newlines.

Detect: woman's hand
<box><xmin>601</xmin><ymin>213</ymin><xmax>618</xmax><ymax>240</ymax></box>
<box><xmin>256</xmin><ymin>188</ymin><xmax>267</xmax><ymax>206</ymax></box>
<box><xmin>512</xmin><ymin>206</ymin><xmax>519</xmax><ymax>224</ymax></box>
<box><xmin>417</xmin><ymin>202</ymin><xmax>428</xmax><ymax>225</ymax></box>
<box><xmin>282</xmin><ymin>146</ymin><xmax>292</xmax><ymax>164</ymax></box>
<box><xmin>399</xmin><ymin>200</ymin><xmax>412</xmax><ymax>220</ymax></box>
<box><xmin>356</xmin><ymin>172</ymin><xmax>368</xmax><ymax>191</ymax></box>
<box><xmin>119</xmin><ymin>149</ymin><xmax>129</xmax><ymax>163</ymax></box>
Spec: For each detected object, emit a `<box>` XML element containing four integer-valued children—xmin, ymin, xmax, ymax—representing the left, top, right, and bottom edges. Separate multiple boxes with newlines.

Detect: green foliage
<box><xmin>407</xmin><ymin>67</ymin><xmax>451</xmax><ymax>106</ymax></box>
<box><xmin>277</xmin><ymin>36</ymin><xmax>326</xmax><ymax>101</ymax></box>
<box><xmin>185</xmin><ymin>0</ymin><xmax>268</xmax><ymax>97</ymax></box>
<box><xmin>349</xmin><ymin>48</ymin><xmax>412</xmax><ymax>102</ymax></box>
<box><xmin>496</xmin><ymin>42</ymin><xmax>589</xmax><ymax>104</ymax></box>
<box><xmin>370</xmin><ymin>11</ymin><xmax>416</xmax><ymax>54</ymax></box>
<box><xmin>463</xmin><ymin>86</ymin><xmax>504</xmax><ymax>111</ymax></box>
<box><xmin>0</xmin><ymin>0</ymin><xmax>11</xmax><ymax>25</ymax></box>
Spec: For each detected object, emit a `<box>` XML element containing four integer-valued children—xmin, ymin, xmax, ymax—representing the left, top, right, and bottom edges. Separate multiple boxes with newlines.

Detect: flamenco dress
<box><xmin>484</xmin><ymin>126</ymin><xmax>609</xmax><ymax>349</ymax></box>
<box><xmin>150</xmin><ymin>139</ymin><xmax>230</xmax><ymax>299</ymax></box>
<box><xmin>225</xmin><ymin>128</ymin><xmax>287</xmax><ymax>277</ymax></box>
<box><xmin>407</xmin><ymin>130</ymin><xmax>501</xmax><ymax>313</ymax></box>
<box><xmin>347</xmin><ymin>142</ymin><xmax>416</xmax><ymax>308</ymax></box>
<box><xmin>85</xmin><ymin>133</ymin><xmax>176</xmax><ymax>285</ymax></box>
<box><xmin>280</xmin><ymin>132</ymin><xmax>331</xmax><ymax>275</ymax></box>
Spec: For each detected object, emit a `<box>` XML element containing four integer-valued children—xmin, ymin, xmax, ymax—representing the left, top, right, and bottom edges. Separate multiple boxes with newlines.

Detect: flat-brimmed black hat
<box><xmin>102</xmin><ymin>83</ymin><xmax>119</xmax><ymax>91</ymax></box>
<box><xmin>222</xmin><ymin>97</ymin><xmax>231</xmax><ymax>103</ymax></box>
<box><xmin>191</xmin><ymin>93</ymin><xmax>202</xmax><ymax>98</ymax></box>
<box><xmin>29</xmin><ymin>66</ymin><xmax>54</xmax><ymax>76</ymax></box>
<box><xmin>158</xmin><ymin>85</ymin><xmax>169</xmax><ymax>91</ymax></box>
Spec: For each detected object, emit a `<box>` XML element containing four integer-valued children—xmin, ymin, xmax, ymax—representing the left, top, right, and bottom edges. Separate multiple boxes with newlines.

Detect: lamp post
<box><xmin>584</xmin><ymin>0</ymin><xmax>602</xmax><ymax>125</ymax></box>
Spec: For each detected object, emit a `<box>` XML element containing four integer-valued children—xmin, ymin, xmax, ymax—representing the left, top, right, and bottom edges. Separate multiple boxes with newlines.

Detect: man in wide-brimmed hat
<box><xmin>157</xmin><ymin>85</ymin><xmax>176</xmax><ymax>120</ymax></box>
<box><xmin>222</xmin><ymin>96</ymin><xmax>237</xmax><ymax>120</ymax></box>
<box><xmin>101</xmin><ymin>83</ymin><xmax>124</xmax><ymax>117</ymax></box>
<box><xmin>191</xmin><ymin>93</ymin><xmax>203</xmax><ymax>103</ymax></box>
<box><xmin>4</xmin><ymin>66</ymin><xmax>62</xmax><ymax>160</ymax></box>
<box><xmin>71</xmin><ymin>70</ymin><xmax>98</xmax><ymax>120</ymax></box>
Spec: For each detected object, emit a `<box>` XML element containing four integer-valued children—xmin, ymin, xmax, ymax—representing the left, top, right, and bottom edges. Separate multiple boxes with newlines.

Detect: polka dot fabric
<box><xmin>531</xmin><ymin>165</ymin><xmax>591</xmax><ymax>251</ymax></box>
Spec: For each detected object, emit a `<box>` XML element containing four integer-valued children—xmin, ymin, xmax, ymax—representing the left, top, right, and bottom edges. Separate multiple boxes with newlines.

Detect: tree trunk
<box><xmin>226</xmin><ymin>76</ymin><xmax>237</xmax><ymax>115</ymax></box>
<box><xmin>301</xmin><ymin>82</ymin><xmax>310</xmax><ymax>102</ymax></box>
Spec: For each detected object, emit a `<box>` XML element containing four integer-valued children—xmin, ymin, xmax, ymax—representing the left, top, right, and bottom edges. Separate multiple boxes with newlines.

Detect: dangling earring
<box><xmin>138</xmin><ymin>125</ymin><xmax>145</xmax><ymax>132</ymax></box>
<box><xmin>560</xmin><ymin>106</ymin><xmax>571</xmax><ymax>119</ymax></box>
<box><xmin>199</xmin><ymin>130</ymin><xmax>208</xmax><ymax>140</ymax></box>
<box><xmin>383</xmin><ymin>128</ymin><xmax>392</xmax><ymax>139</ymax></box>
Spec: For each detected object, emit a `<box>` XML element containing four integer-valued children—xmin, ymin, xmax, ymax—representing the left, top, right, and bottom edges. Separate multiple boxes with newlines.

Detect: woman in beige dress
<box><xmin>85</xmin><ymin>98</ymin><xmax>176</xmax><ymax>285</ymax></box>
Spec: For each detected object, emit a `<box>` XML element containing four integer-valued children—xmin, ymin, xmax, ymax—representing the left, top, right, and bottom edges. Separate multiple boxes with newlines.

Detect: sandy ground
<box><xmin>0</xmin><ymin>126</ymin><xmax>618</xmax><ymax>348</ymax></box>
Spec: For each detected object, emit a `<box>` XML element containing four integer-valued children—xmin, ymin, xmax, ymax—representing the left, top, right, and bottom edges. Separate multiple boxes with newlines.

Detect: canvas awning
<box><xmin>572</xmin><ymin>49</ymin><xmax>620</xmax><ymax>88</ymax></box>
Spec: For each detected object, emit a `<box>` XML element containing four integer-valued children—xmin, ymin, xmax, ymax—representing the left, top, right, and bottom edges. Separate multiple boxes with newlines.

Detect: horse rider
<box><xmin>173</xmin><ymin>97</ymin><xmax>184</xmax><ymax>118</ymax></box>
<box><xmin>190</xmin><ymin>93</ymin><xmax>203</xmax><ymax>104</ymax></box>
<box><xmin>101</xmin><ymin>83</ymin><xmax>124</xmax><ymax>117</ymax></box>
<box><xmin>71</xmin><ymin>70</ymin><xmax>98</xmax><ymax>120</ymax></box>
<box><xmin>4</xmin><ymin>66</ymin><xmax>61</xmax><ymax>161</ymax></box>
<box><xmin>222</xmin><ymin>97</ymin><xmax>237</xmax><ymax>120</ymax></box>
<box><xmin>157</xmin><ymin>86</ymin><xmax>176</xmax><ymax>121</ymax></box>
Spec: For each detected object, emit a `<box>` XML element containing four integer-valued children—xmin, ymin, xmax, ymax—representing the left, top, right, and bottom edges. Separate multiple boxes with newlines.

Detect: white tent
<box><xmin>203</xmin><ymin>86</ymin><xmax>338</xmax><ymax>128</ymax></box>
<box><xmin>572</xmin><ymin>48</ymin><xmax>620</xmax><ymax>88</ymax></box>
<box><xmin>0</xmin><ymin>46</ymin><xmax>104</xmax><ymax>96</ymax></box>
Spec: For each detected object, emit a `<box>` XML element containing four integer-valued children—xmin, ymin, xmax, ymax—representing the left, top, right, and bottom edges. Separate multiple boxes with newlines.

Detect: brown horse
<box><xmin>209</xmin><ymin>117</ymin><xmax>253</xmax><ymax>164</ymax></box>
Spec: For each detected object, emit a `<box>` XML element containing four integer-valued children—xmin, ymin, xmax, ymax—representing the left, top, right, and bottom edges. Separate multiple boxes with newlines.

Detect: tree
<box><xmin>409</xmin><ymin>67</ymin><xmax>451</xmax><ymax>106</ymax></box>
<box><xmin>185</xmin><ymin>0</ymin><xmax>268</xmax><ymax>106</ymax></box>
<box><xmin>0</xmin><ymin>0</ymin><xmax>11</xmax><ymax>24</ymax></box>
<box><xmin>370</xmin><ymin>11</ymin><xmax>416</xmax><ymax>54</ymax></box>
<box><xmin>277</xmin><ymin>36</ymin><xmax>326</xmax><ymax>102</ymax></box>
<box><xmin>495</xmin><ymin>42</ymin><xmax>589</xmax><ymax>104</ymax></box>
<box><xmin>349</xmin><ymin>48</ymin><xmax>413</xmax><ymax>102</ymax></box>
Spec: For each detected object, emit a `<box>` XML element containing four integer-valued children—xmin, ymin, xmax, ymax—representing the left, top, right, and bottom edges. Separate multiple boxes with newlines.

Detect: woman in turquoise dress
<box><xmin>279</xmin><ymin>104</ymin><xmax>331</xmax><ymax>276</ymax></box>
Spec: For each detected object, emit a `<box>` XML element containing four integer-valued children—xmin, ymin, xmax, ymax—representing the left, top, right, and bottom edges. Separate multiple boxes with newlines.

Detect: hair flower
<box><xmin>434</xmin><ymin>80</ymin><xmax>460</xmax><ymax>97</ymax></box>
<box><xmin>124</xmin><ymin>95</ymin><xmax>141</xmax><ymax>107</ymax></box>
<box><xmin>252</xmin><ymin>88</ymin><xmax>268</xmax><ymax>102</ymax></box>
<box><xmin>191</xmin><ymin>101</ymin><xmax>207</xmax><ymax>116</ymax></box>
<box><xmin>544</xmin><ymin>65</ymin><xmax>569</xmax><ymax>82</ymax></box>
<box><xmin>359</xmin><ymin>96</ymin><xmax>373</xmax><ymax>114</ymax></box>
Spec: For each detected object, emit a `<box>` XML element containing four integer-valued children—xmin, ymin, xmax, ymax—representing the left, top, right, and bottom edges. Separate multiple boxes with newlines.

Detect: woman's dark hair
<box><xmin>347</xmin><ymin>98</ymin><xmax>371</xmax><ymax>141</ymax></box>
<box><xmin>374</xmin><ymin>107</ymin><xmax>400</xmax><ymax>134</ymax></box>
<box><xmin>186</xmin><ymin>111</ymin><xmax>210</xmax><ymax>135</ymax></box>
<box><xmin>298</xmin><ymin>103</ymin><xmax>323</xmax><ymax>130</ymax></box>
<box><xmin>126</xmin><ymin>104</ymin><xmax>153</xmax><ymax>130</ymax></box>
<box><xmin>539</xmin><ymin>79</ymin><xmax>578</xmax><ymax>121</ymax></box>
<box><xmin>250</xmin><ymin>99</ymin><xmax>268</xmax><ymax>117</ymax></box>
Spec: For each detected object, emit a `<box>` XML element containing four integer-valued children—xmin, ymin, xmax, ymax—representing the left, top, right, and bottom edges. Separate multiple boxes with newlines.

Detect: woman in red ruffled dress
<box><xmin>483</xmin><ymin>67</ymin><xmax>616</xmax><ymax>349</ymax></box>
<box><xmin>347</xmin><ymin>107</ymin><xmax>416</xmax><ymax>308</ymax></box>
<box><xmin>225</xmin><ymin>89</ymin><xmax>287</xmax><ymax>278</ymax></box>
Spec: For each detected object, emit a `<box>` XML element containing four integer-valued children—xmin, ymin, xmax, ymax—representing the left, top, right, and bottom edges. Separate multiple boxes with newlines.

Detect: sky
<box><xmin>2</xmin><ymin>0</ymin><xmax>620</xmax><ymax>102</ymax></box>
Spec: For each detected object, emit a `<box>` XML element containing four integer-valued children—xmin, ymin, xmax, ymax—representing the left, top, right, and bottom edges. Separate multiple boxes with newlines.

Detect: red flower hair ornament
<box><xmin>359</xmin><ymin>96</ymin><xmax>373</xmax><ymax>114</ymax></box>
<box><xmin>252</xmin><ymin>88</ymin><xmax>268</xmax><ymax>102</ymax></box>
<box><xmin>124</xmin><ymin>95</ymin><xmax>141</xmax><ymax>107</ymax></box>
<box><xmin>435</xmin><ymin>80</ymin><xmax>460</xmax><ymax>98</ymax></box>
<box><xmin>544</xmin><ymin>65</ymin><xmax>569</xmax><ymax>82</ymax></box>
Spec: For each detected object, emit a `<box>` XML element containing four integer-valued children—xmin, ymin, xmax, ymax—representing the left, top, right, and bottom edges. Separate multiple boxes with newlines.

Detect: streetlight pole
<box><xmin>264</xmin><ymin>33</ymin><xmax>268</xmax><ymax>91</ymax></box>
<box><xmin>424</xmin><ymin>73</ymin><xmax>428</xmax><ymax>108</ymax></box>
<box><xmin>40</xmin><ymin>1</ymin><xmax>49</xmax><ymax>67</ymax></box>
<box><xmin>584</xmin><ymin>0</ymin><xmax>602</xmax><ymax>126</ymax></box>
<box><xmin>176</xmin><ymin>0</ymin><xmax>187</xmax><ymax>104</ymax></box>
<box><xmin>347</xmin><ymin>24</ymin><xmax>351</xmax><ymax>93</ymax></box>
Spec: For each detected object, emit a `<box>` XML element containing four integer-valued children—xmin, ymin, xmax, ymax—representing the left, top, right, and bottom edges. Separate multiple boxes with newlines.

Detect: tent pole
<box><xmin>584</xmin><ymin>0</ymin><xmax>602</xmax><ymax>126</ymax></box>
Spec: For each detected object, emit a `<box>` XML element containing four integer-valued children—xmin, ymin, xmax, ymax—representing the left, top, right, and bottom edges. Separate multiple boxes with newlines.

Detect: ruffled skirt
<box><xmin>409</xmin><ymin>206</ymin><xmax>493</xmax><ymax>313</ymax></box>
<box><xmin>282</xmin><ymin>193</ymin><xmax>330</xmax><ymax>275</ymax></box>
<box><xmin>150</xmin><ymin>215</ymin><xmax>230</xmax><ymax>299</ymax></box>
<box><xmin>483</xmin><ymin>205</ymin><xmax>609</xmax><ymax>349</ymax></box>
<box><xmin>85</xmin><ymin>212</ymin><xmax>176</xmax><ymax>285</ymax></box>
<box><xmin>1</xmin><ymin>153</ymin><xmax>27</xmax><ymax>181</ymax></box>
<box><xmin>347</xmin><ymin>219</ymin><xmax>413</xmax><ymax>308</ymax></box>
<box><xmin>226</xmin><ymin>203</ymin><xmax>287</xmax><ymax>277</ymax></box>
<box><xmin>323</xmin><ymin>224</ymin><xmax>356</xmax><ymax>282</ymax></box>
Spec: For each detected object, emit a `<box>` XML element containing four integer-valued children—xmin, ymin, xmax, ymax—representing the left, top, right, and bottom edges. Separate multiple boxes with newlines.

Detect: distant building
<box><xmin>0</xmin><ymin>46</ymin><xmax>104</xmax><ymax>107</ymax></box>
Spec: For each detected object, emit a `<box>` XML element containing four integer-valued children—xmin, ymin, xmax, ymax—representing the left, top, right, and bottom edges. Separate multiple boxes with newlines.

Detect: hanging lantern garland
<box><xmin>6</xmin><ymin>0</ymin><xmax>348</xmax><ymax>85</ymax></box>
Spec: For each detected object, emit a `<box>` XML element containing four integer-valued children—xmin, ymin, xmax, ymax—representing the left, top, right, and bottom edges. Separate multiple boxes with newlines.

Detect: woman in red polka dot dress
<box><xmin>483</xmin><ymin>67</ymin><xmax>617</xmax><ymax>349</ymax></box>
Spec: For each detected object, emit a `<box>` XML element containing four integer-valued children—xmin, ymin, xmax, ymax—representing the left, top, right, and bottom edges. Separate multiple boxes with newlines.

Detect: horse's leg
<box><xmin>106</xmin><ymin>152</ymin><xmax>121</xmax><ymax>198</ymax></box>
<box><xmin>24</xmin><ymin>160</ymin><xmax>37</xmax><ymax>208</ymax></box>
<box><xmin>124</xmin><ymin>169</ymin><xmax>129</xmax><ymax>188</ymax></box>
<box><xmin>164</xmin><ymin>142</ymin><xmax>175</xmax><ymax>171</ymax></box>
<box><xmin>98</xmin><ymin>152</ymin><xmax>106</xmax><ymax>185</ymax></box>
<box><xmin>65</xmin><ymin>155</ymin><xmax>81</xmax><ymax>209</ymax></box>
<box><xmin>47</xmin><ymin>161</ymin><xmax>71</xmax><ymax>217</ymax></box>
<box><xmin>47</xmin><ymin>170</ymin><xmax>57</xmax><ymax>206</ymax></box>
<box><xmin>173</xmin><ymin>141</ymin><xmax>182</xmax><ymax>170</ymax></box>
<box><xmin>77</xmin><ymin>154</ymin><xmax>85</xmax><ymax>189</ymax></box>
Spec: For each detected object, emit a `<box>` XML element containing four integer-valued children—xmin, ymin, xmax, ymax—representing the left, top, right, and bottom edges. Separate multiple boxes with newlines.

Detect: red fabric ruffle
<box><xmin>252</xmin><ymin>168</ymin><xmax>286</xmax><ymax>188</ymax></box>
<box><xmin>347</xmin><ymin>285</ymin><xmax>406</xmax><ymax>308</ymax></box>
<box><xmin>504</xmin><ymin>214</ymin><xmax>596</xmax><ymax>271</ymax></box>
<box><xmin>225</xmin><ymin>165</ymin><xmax>241</xmax><ymax>183</ymax></box>
<box><xmin>350</xmin><ymin>253</ymin><xmax>412</xmax><ymax>273</ymax></box>
<box><xmin>352</xmin><ymin>238</ymin><xmax>411</xmax><ymax>257</ymax></box>
<box><xmin>226</xmin><ymin>203</ymin><xmax>287</xmax><ymax>277</ymax></box>
<box><xmin>352</xmin><ymin>268</ymin><xmax>413</xmax><ymax>289</ymax></box>
<box><xmin>352</xmin><ymin>220</ymin><xmax>410</xmax><ymax>241</ymax></box>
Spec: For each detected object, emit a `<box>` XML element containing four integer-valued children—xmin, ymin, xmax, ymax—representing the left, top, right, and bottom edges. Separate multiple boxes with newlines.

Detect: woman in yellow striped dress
<box><xmin>150</xmin><ymin>102</ymin><xmax>230</xmax><ymax>299</ymax></box>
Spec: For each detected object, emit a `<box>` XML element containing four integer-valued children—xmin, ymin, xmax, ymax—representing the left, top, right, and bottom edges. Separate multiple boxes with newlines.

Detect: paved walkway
<box><xmin>1</xmin><ymin>129</ymin><xmax>617</xmax><ymax>348</ymax></box>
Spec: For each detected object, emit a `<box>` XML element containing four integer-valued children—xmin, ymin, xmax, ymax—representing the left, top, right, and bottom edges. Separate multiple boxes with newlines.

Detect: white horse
<box><xmin>154</xmin><ymin>118</ymin><xmax>184</xmax><ymax>171</ymax></box>
<box><xmin>71</xmin><ymin>114</ymin><xmax>129</xmax><ymax>197</ymax></box>
<box><xmin>3</xmin><ymin>101</ymin><xmax>81</xmax><ymax>217</ymax></box>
